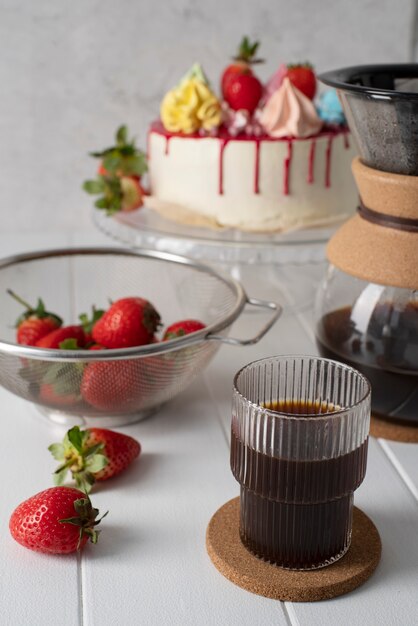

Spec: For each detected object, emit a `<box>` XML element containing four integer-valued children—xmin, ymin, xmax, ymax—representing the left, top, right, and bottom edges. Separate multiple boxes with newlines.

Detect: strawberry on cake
<box><xmin>146</xmin><ymin>38</ymin><xmax>357</xmax><ymax>233</ymax></box>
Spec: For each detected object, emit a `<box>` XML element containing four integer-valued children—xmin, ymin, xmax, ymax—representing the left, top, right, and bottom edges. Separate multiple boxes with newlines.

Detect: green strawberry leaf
<box><xmin>67</xmin><ymin>426</ymin><xmax>86</xmax><ymax>453</ymax></box>
<box><xmin>7</xmin><ymin>290</ymin><xmax>63</xmax><ymax>326</ymax></box>
<box><xmin>108</xmin><ymin>197</ymin><xmax>122</xmax><ymax>214</ymax></box>
<box><xmin>74</xmin><ymin>471</ymin><xmax>95</xmax><ymax>493</ymax></box>
<box><xmin>87</xmin><ymin>125</ymin><xmax>147</xmax><ymax>177</ymax></box>
<box><xmin>79</xmin><ymin>307</ymin><xmax>105</xmax><ymax>334</ymax></box>
<box><xmin>83</xmin><ymin>179</ymin><xmax>105</xmax><ymax>194</ymax></box>
<box><xmin>48</xmin><ymin>443</ymin><xmax>65</xmax><ymax>461</ymax></box>
<box><xmin>49</xmin><ymin>426</ymin><xmax>109</xmax><ymax>492</ymax></box>
<box><xmin>94</xmin><ymin>197</ymin><xmax>110</xmax><ymax>209</ymax></box>
<box><xmin>235</xmin><ymin>35</ymin><xmax>264</xmax><ymax>64</ymax></box>
<box><xmin>84</xmin><ymin>442</ymin><xmax>105</xmax><ymax>458</ymax></box>
<box><xmin>116</xmin><ymin>125</ymin><xmax>128</xmax><ymax>144</ymax></box>
<box><xmin>37</xmin><ymin>298</ymin><xmax>46</xmax><ymax>315</ymax></box>
<box><xmin>59</xmin><ymin>338</ymin><xmax>80</xmax><ymax>350</ymax></box>
<box><xmin>60</xmin><ymin>495</ymin><xmax>108</xmax><ymax>547</ymax></box>
<box><xmin>53</xmin><ymin>467</ymin><xmax>68</xmax><ymax>486</ymax></box>
<box><xmin>43</xmin><ymin>362</ymin><xmax>83</xmax><ymax>397</ymax></box>
<box><xmin>86</xmin><ymin>453</ymin><xmax>108</xmax><ymax>474</ymax></box>
<box><xmin>128</xmin><ymin>153</ymin><xmax>148</xmax><ymax>175</ymax></box>
<box><xmin>102</xmin><ymin>153</ymin><xmax>121</xmax><ymax>174</ymax></box>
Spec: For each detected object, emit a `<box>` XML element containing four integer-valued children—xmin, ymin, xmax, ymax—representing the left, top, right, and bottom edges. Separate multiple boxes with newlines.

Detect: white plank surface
<box><xmin>0</xmin><ymin>231</ymin><xmax>417</xmax><ymax>626</ymax></box>
<box><xmin>0</xmin><ymin>233</ymin><xmax>81</xmax><ymax>626</ymax></box>
<box><xmin>81</xmin><ymin>381</ymin><xmax>288</xmax><ymax>626</ymax></box>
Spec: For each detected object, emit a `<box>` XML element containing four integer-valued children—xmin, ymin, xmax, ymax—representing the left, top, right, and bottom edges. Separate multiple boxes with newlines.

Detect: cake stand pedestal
<box><xmin>93</xmin><ymin>207</ymin><xmax>333</xmax><ymax>311</ymax></box>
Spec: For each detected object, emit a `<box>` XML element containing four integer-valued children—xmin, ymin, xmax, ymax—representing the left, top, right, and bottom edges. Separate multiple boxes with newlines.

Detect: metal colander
<box><xmin>0</xmin><ymin>248</ymin><xmax>280</xmax><ymax>426</ymax></box>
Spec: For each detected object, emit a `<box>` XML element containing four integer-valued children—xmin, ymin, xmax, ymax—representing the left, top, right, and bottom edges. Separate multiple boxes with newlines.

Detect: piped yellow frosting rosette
<box><xmin>161</xmin><ymin>64</ymin><xmax>222</xmax><ymax>134</ymax></box>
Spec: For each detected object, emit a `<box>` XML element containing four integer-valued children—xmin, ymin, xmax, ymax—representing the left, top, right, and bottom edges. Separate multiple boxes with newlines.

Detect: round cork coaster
<box><xmin>206</xmin><ymin>497</ymin><xmax>381</xmax><ymax>602</ymax></box>
<box><xmin>370</xmin><ymin>413</ymin><xmax>418</xmax><ymax>443</ymax></box>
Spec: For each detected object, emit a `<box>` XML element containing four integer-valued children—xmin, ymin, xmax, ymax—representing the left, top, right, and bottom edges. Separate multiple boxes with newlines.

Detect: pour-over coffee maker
<box><xmin>315</xmin><ymin>65</ymin><xmax>418</xmax><ymax>423</ymax></box>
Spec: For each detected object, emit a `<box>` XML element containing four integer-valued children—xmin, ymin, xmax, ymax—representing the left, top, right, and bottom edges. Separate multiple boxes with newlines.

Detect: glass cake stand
<box><xmin>93</xmin><ymin>206</ymin><xmax>336</xmax><ymax>311</ymax></box>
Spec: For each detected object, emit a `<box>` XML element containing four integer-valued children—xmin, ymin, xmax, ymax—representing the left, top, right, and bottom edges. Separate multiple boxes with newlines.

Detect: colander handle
<box><xmin>207</xmin><ymin>298</ymin><xmax>282</xmax><ymax>346</ymax></box>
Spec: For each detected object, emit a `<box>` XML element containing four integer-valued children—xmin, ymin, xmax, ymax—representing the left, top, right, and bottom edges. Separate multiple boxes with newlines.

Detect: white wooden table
<box><xmin>1</xmin><ymin>231</ymin><xmax>418</xmax><ymax>626</ymax></box>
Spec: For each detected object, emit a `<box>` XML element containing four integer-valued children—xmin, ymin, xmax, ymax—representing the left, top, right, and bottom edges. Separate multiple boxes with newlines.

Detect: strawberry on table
<box><xmin>221</xmin><ymin>36</ymin><xmax>263</xmax><ymax>98</ymax></box>
<box><xmin>285</xmin><ymin>63</ymin><xmax>317</xmax><ymax>100</ymax></box>
<box><xmin>81</xmin><ymin>359</ymin><xmax>141</xmax><ymax>412</ymax></box>
<box><xmin>92</xmin><ymin>297</ymin><xmax>161</xmax><ymax>349</ymax></box>
<box><xmin>7</xmin><ymin>290</ymin><xmax>62</xmax><ymax>346</ymax></box>
<box><xmin>49</xmin><ymin>425</ymin><xmax>141</xmax><ymax>492</ymax></box>
<box><xmin>36</xmin><ymin>325</ymin><xmax>86</xmax><ymax>349</ymax></box>
<box><xmin>163</xmin><ymin>319</ymin><xmax>206</xmax><ymax>341</ymax></box>
<box><xmin>9</xmin><ymin>487</ymin><xmax>106</xmax><ymax>554</ymax></box>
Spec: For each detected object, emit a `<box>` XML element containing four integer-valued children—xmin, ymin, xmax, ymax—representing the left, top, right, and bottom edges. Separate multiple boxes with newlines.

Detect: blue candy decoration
<box><xmin>317</xmin><ymin>89</ymin><xmax>346</xmax><ymax>125</ymax></box>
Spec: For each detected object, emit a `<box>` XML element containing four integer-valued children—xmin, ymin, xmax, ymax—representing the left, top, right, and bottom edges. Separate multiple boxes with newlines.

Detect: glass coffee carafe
<box><xmin>315</xmin><ymin>65</ymin><xmax>418</xmax><ymax>423</ymax></box>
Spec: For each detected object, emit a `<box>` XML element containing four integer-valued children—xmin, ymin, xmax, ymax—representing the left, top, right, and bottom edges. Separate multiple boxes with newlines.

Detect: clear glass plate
<box><xmin>93</xmin><ymin>206</ymin><xmax>338</xmax><ymax>265</ymax></box>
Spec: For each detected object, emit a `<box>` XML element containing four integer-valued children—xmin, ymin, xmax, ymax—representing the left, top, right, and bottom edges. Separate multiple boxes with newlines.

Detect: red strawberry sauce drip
<box><xmin>165</xmin><ymin>135</ymin><xmax>172</xmax><ymax>156</ymax></box>
<box><xmin>146</xmin><ymin>130</ymin><xmax>152</xmax><ymax>160</ymax></box>
<box><xmin>283</xmin><ymin>140</ymin><xmax>293</xmax><ymax>195</ymax></box>
<box><xmin>325</xmin><ymin>136</ymin><xmax>333</xmax><ymax>188</ymax></box>
<box><xmin>343</xmin><ymin>132</ymin><xmax>350</xmax><ymax>149</ymax></box>
<box><xmin>219</xmin><ymin>139</ymin><xmax>228</xmax><ymax>195</ymax></box>
<box><xmin>308</xmin><ymin>139</ymin><xmax>316</xmax><ymax>184</ymax></box>
<box><xmin>150</xmin><ymin>121</ymin><xmax>347</xmax><ymax>197</ymax></box>
<box><xmin>254</xmin><ymin>140</ymin><xmax>261</xmax><ymax>194</ymax></box>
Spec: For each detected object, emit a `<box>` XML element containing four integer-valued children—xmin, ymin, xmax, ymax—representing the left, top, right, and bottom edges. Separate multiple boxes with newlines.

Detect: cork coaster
<box><xmin>370</xmin><ymin>413</ymin><xmax>418</xmax><ymax>443</ymax></box>
<box><xmin>206</xmin><ymin>497</ymin><xmax>381</xmax><ymax>602</ymax></box>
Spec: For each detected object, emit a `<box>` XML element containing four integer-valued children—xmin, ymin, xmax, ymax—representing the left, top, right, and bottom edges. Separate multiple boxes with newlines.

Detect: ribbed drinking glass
<box><xmin>231</xmin><ymin>356</ymin><xmax>371</xmax><ymax>570</ymax></box>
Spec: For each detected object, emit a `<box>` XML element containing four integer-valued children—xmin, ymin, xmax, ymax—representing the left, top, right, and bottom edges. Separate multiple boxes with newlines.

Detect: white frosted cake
<box><xmin>147</xmin><ymin>121</ymin><xmax>356</xmax><ymax>232</ymax></box>
<box><xmin>84</xmin><ymin>41</ymin><xmax>358</xmax><ymax>233</ymax></box>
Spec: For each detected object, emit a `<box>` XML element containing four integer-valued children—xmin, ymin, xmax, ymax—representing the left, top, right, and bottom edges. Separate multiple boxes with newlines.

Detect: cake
<box><xmin>84</xmin><ymin>39</ymin><xmax>357</xmax><ymax>233</ymax></box>
<box><xmin>145</xmin><ymin>41</ymin><xmax>357</xmax><ymax>233</ymax></box>
<box><xmin>147</xmin><ymin>120</ymin><xmax>354</xmax><ymax>232</ymax></box>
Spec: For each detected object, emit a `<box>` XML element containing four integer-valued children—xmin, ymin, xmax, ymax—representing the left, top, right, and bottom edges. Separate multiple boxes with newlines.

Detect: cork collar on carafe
<box><xmin>326</xmin><ymin>157</ymin><xmax>418</xmax><ymax>290</ymax></box>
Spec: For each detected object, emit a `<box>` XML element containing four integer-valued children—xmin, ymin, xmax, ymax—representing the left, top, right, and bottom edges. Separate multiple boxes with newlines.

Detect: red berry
<box><xmin>221</xmin><ymin>36</ymin><xmax>263</xmax><ymax>99</ymax></box>
<box><xmin>9</xmin><ymin>487</ymin><xmax>105</xmax><ymax>554</ymax></box>
<box><xmin>88</xmin><ymin>428</ymin><xmax>140</xmax><ymax>480</ymax></box>
<box><xmin>286</xmin><ymin>64</ymin><xmax>316</xmax><ymax>100</ymax></box>
<box><xmin>81</xmin><ymin>360</ymin><xmax>141</xmax><ymax>412</ymax></box>
<box><xmin>92</xmin><ymin>297</ymin><xmax>161</xmax><ymax>349</ymax></box>
<box><xmin>120</xmin><ymin>176</ymin><xmax>144</xmax><ymax>212</ymax></box>
<box><xmin>39</xmin><ymin>383</ymin><xmax>80</xmax><ymax>407</ymax></box>
<box><xmin>163</xmin><ymin>319</ymin><xmax>206</xmax><ymax>340</ymax></box>
<box><xmin>18</xmin><ymin>318</ymin><xmax>61</xmax><ymax>346</ymax></box>
<box><xmin>98</xmin><ymin>163</ymin><xmax>108</xmax><ymax>176</ymax></box>
<box><xmin>36</xmin><ymin>325</ymin><xmax>86</xmax><ymax>349</ymax></box>
<box><xmin>7</xmin><ymin>290</ymin><xmax>62</xmax><ymax>346</ymax></box>
<box><xmin>224</xmin><ymin>74</ymin><xmax>263</xmax><ymax>114</ymax></box>
<box><xmin>221</xmin><ymin>62</ymin><xmax>252</xmax><ymax>99</ymax></box>
<box><xmin>49</xmin><ymin>426</ymin><xmax>141</xmax><ymax>492</ymax></box>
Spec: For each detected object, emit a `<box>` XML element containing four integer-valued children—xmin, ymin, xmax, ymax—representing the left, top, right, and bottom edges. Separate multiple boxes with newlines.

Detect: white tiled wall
<box><xmin>1</xmin><ymin>0</ymin><xmax>417</xmax><ymax>233</ymax></box>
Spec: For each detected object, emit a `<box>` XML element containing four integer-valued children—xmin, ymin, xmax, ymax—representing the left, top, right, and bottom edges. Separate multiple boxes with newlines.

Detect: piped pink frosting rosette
<box><xmin>260</xmin><ymin>77</ymin><xmax>323</xmax><ymax>138</ymax></box>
